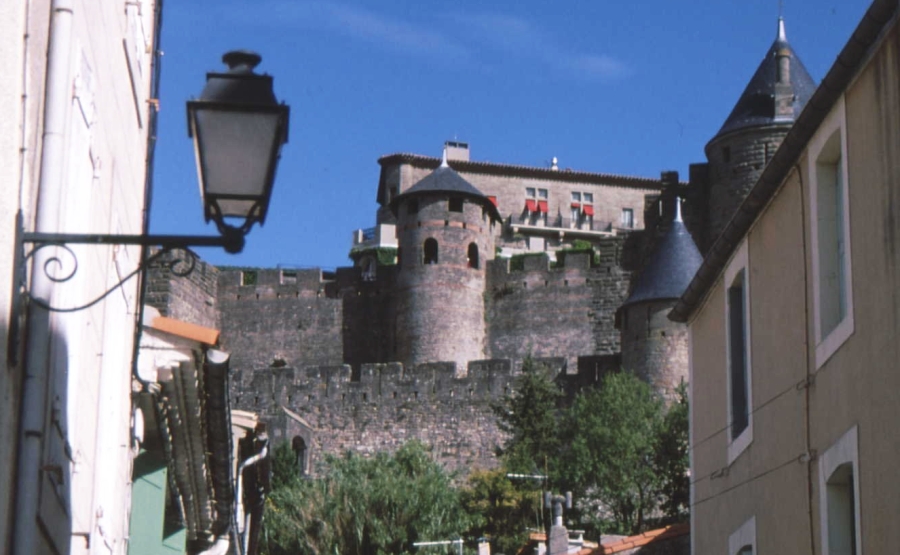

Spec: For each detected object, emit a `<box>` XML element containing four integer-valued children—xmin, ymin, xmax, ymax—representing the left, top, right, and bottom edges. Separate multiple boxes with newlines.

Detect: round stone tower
<box><xmin>704</xmin><ymin>17</ymin><xmax>816</xmax><ymax>250</ymax></box>
<box><xmin>390</xmin><ymin>150</ymin><xmax>501</xmax><ymax>375</ymax></box>
<box><xmin>618</xmin><ymin>202</ymin><xmax>702</xmax><ymax>399</ymax></box>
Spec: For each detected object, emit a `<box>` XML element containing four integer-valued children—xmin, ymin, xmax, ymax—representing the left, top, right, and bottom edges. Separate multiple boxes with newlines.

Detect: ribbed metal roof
<box><xmin>622</xmin><ymin>216</ymin><xmax>703</xmax><ymax>308</ymax></box>
<box><xmin>712</xmin><ymin>18</ymin><xmax>816</xmax><ymax>140</ymax></box>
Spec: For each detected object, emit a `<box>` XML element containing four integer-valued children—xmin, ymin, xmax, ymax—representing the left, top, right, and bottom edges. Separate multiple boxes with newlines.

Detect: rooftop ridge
<box><xmin>378</xmin><ymin>152</ymin><xmax>672</xmax><ymax>187</ymax></box>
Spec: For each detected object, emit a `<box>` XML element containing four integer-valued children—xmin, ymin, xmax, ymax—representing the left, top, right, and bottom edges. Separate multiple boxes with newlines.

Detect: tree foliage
<box><xmin>557</xmin><ymin>372</ymin><xmax>664</xmax><ymax>535</ymax></box>
<box><xmin>492</xmin><ymin>357</ymin><xmax>562</xmax><ymax>474</ymax></box>
<box><xmin>554</xmin><ymin>372</ymin><xmax>692</xmax><ymax>536</ymax></box>
<box><xmin>262</xmin><ymin>442</ymin><xmax>473</xmax><ymax>555</ymax></box>
<box><xmin>654</xmin><ymin>383</ymin><xmax>689</xmax><ymax>520</ymax></box>
<box><xmin>460</xmin><ymin>468</ymin><xmax>542</xmax><ymax>555</ymax></box>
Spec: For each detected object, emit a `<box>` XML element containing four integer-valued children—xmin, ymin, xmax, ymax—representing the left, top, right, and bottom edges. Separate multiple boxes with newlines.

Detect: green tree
<box><xmin>654</xmin><ymin>383</ymin><xmax>689</xmax><ymax>521</ymax></box>
<box><xmin>460</xmin><ymin>467</ymin><xmax>542</xmax><ymax>555</ymax></box>
<box><xmin>557</xmin><ymin>372</ymin><xmax>664</xmax><ymax>536</ymax></box>
<box><xmin>492</xmin><ymin>357</ymin><xmax>563</xmax><ymax>474</ymax></box>
<box><xmin>262</xmin><ymin>441</ymin><xmax>473</xmax><ymax>555</ymax></box>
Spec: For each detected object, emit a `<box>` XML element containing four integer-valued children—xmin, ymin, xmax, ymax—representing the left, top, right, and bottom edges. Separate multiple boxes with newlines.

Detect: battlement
<box><xmin>229</xmin><ymin>355</ymin><xmax>609</xmax><ymax>471</ymax></box>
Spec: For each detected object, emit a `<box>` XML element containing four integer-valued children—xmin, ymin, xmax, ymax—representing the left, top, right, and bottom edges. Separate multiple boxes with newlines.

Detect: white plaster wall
<box><xmin>0</xmin><ymin>1</ymin><xmax>158</xmax><ymax>554</ymax></box>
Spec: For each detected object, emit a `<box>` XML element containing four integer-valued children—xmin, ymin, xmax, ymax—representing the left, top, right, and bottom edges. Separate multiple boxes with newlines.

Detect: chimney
<box><xmin>444</xmin><ymin>140</ymin><xmax>470</xmax><ymax>161</ymax></box>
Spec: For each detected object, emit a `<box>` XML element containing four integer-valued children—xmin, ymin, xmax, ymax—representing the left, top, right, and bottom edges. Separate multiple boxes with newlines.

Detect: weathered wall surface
<box><xmin>704</xmin><ymin>126</ymin><xmax>789</xmax><ymax>250</ymax></box>
<box><xmin>216</xmin><ymin>268</ymin><xmax>343</xmax><ymax>370</ymax></box>
<box><xmin>620</xmin><ymin>300</ymin><xmax>688</xmax><ymax>398</ymax></box>
<box><xmin>485</xmin><ymin>238</ymin><xmax>633</xmax><ymax>369</ymax></box>
<box><xmin>230</xmin><ymin>360</ymin><xmax>518</xmax><ymax>472</ymax></box>
<box><xmin>145</xmin><ymin>250</ymin><xmax>219</xmax><ymax>328</ymax></box>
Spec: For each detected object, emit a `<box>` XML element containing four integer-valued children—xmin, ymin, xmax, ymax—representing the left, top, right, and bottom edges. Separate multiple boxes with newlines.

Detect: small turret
<box><xmin>702</xmin><ymin>17</ymin><xmax>816</xmax><ymax>251</ymax></box>
<box><xmin>618</xmin><ymin>199</ymin><xmax>703</xmax><ymax>398</ymax></box>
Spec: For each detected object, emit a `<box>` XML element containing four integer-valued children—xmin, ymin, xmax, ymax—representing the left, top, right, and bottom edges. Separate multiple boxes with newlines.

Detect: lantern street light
<box><xmin>14</xmin><ymin>50</ymin><xmax>290</xmax><ymax>313</ymax></box>
<box><xmin>188</xmin><ymin>50</ymin><xmax>290</xmax><ymax>251</ymax></box>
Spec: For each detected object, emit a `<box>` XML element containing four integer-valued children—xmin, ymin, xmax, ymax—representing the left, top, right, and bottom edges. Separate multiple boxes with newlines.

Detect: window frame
<box><xmin>622</xmin><ymin>208</ymin><xmax>634</xmax><ymax>229</ymax></box>
<box><xmin>725</xmin><ymin>240</ymin><xmax>752</xmax><ymax>464</ymax></box>
<box><xmin>728</xmin><ymin>516</ymin><xmax>756</xmax><ymax>555</ymax></box>
<box><xmin>818</xmin><ymin>425</ymin><xmax>861</xmax><ymax>555</ymax></box>
<box><xmin>807</xmin><ymin>97</ymin><xmax>853</xmax><ymax>369</ymax></box>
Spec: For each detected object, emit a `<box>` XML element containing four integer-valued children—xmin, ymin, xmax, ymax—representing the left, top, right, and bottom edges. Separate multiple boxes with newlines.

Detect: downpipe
<box><xmin>12</xmin><ymin>1</ymin><xmax>74</xmax><ymax>554</ymax></box>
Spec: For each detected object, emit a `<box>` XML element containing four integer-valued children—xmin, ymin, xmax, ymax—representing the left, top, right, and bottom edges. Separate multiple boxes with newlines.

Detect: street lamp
<box><xmin>13</xmin><ymin>50</ymin><xmax>290</xmax><ymax>313</ymax></box>
<box><xmin>188</xmin><ymin>50</ymin><xmax>290</xmax><ymax>248</ymax></box>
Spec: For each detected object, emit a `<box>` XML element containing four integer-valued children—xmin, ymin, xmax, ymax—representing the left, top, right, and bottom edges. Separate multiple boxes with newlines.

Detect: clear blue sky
<box><xmin>150</xmin><ymin>0</ymin><xmax>871</xmax><ymax>270</ymax></box>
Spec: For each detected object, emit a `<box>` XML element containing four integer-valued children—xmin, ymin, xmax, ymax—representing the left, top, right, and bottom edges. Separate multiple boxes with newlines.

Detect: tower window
<box><xmin>408</xmin><ymin>199</ymin><xmax>419</xmax><ymax>215</ymax></box>
<box><xmin>423</xmin><ymin>238</ymin><xmax>438</xmax><ymax>264</ymax></box>
<box><xmin>723</xmin><ymin>145</ymin><xmax>731</xmax><ymax>163</ymax></box>
<box><xmin>449</xmin><ymin>197</ymin><xmax>463</xmax><ymax>212</ymax></box>
<box><xmin>467</xmin><ymin>243</ymin><xmax>479</xmax><ymax>269</ymax></box>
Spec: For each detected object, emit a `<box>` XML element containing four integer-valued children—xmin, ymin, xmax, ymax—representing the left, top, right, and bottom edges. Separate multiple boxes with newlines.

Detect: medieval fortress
<box><xmin>147</xmin><ymin>20</ymin><xmax>812</xmax><ymax>472</ymax></box>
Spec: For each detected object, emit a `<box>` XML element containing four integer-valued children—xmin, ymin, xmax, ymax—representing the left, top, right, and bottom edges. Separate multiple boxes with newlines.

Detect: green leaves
<box><xmin>262</xmin><ymin>442</ymin><xmax>473</xmax><ymax>555</ymax></box>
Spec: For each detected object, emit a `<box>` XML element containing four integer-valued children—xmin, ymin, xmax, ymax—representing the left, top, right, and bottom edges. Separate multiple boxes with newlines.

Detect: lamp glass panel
<box><xmin>216</xmin><ymin>199</ymin><xmax>259</xmax><ymax>218</ymax></box>
<box><xmin>194</xmin><ymin>109</ymin><xmax>281</xmax><ymax>214</ymax></box>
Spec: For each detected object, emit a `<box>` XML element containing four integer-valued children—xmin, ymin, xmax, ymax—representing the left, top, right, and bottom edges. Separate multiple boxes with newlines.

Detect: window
<box><xmin>819</xmin><ymin>426</ymin><xmax>860</xmax><ymax>555</ymax></box>
<box><xmin>571</xmin><ymin>192</ymin><xmax>582</xmax><ymax>225</ymax></box>
<box><xmin>723</xmin><ymin>145</ymin><xmax>731</xmax><ymax>163</ymax></box>
<box><xmin>449</xmin><ymin>197</ymin><xmax>463</xmax><ymax>212</ymax></box>
<box><xmin>467</xmin><ymin>243</ymin><xmax>479</xmax><ymax>269</ymax></box>
<box><xmin>408</xmin><ymin>199</ymin><xmax>419</xmax><ymax>215</ymax></box>
<box><xmin>281</xmin><ymin>270</ymin><xmax>297</xmax><ymax>284</ymax></box>
<box><xmin>423</xmin><ymin>238</ymin><xmax>438</xmax><ymax>264</ymax></box>
<box><xmin>809</xmin><ymin>100</ymin><xmax>853</xmax><ymax>369</ymax></box>
<box><xmin>729</xmin><ymin>516</ymin><xmax>756</xmax><ymax>555</ymax></box>
<box><xmin>621</xmin><ymin>208</ymin><xmax>634</xmax><ymax>228</ymax></box>
<box><xmin>725</xmin><ymin>241</ymin><xmax>752</xmax><ymax>464</ymax></box>
<box><xmin>241</xmin><ymin>271</ymin><xmax>258</xmax><ymax>286</ymax></box>
<box><xmin>728</xmin><ymin>272</ymin><xmax>748</xmax><ymax>437</ymax></box>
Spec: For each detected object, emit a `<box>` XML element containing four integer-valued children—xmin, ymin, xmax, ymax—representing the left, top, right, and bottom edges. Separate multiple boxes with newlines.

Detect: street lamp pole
<box><xmin>8</xmin><ymin>49</ymin><xmax>289</xmax><ymax>555</ymax></box>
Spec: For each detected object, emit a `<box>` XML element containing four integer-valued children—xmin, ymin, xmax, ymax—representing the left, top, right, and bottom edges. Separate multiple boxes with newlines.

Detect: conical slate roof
<box><xmin>712</xmin><ymin>18</ymin><xmax>816</xmax><ymax>140</ymax></box>
<box><xmin>622</xmin><ymin>213</ymin><xmax>703</xmax><ymax>308</ymax></box>
<box><xmin>390</xmin><ymin>151</ymin><xmax>502</xmax><ymax>221</ymax></box>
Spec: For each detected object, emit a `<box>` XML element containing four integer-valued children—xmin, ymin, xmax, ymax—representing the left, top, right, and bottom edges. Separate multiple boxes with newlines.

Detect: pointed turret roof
<box><xmin>711</xmin><ymin>17</ymin><xmax>816</xmax><ymax>141</ymax></box>
<box><xmin>621</xmin><ymin>203</ymin><xmax>703</xmax><ymax>308</ymax></box>
<box><xmin>390</xmin><ymin>148</ymin><xmax>502</xmax><ymax>221</ymax></box>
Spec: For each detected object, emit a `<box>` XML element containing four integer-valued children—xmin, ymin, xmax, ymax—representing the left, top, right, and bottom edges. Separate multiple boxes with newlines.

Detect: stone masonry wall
<box><xmin>144</xmin><ymin>249</ymin><xmax>219</xmax><ymax>328</ymax></box>
<box><xmin>216</xmin><ymin>268</ymin><xmax>343</xmax><ymax>370</ymax></box>
<box><xmin>485</xmin><ymin>237</ymin><xmax>633</xmax><ymax>370</ymax></box>
<box><xmin>705</xmin><ymin>125</ymin><xmax>789</xmax><ymax>251</ymax></box>
<box><xmin>229</xmin><ymin>359</ymin><xmax>518</xmax><ymax>472</ymax></box>
<box><xmin>620</xmin><ymin>300</ymin><xmax>689</xmax><ymax>400</ymax></box>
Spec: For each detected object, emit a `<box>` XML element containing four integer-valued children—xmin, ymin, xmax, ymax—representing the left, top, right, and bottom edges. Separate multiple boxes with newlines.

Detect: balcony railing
<box><xmin>510</xmin><ymin>215</ymin><xmax>616</xmax><ymax>238</ymax></box>
<box><xmin>352</xmin><ymin>224</ymin><xmax>398</xmax><ymax>249</ymax></box>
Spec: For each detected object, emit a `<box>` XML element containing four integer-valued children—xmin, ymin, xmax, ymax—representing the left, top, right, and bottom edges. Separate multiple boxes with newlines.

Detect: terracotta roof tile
<box><xmin>595</xmin><ymin>523</ymin><xmax>690</xmax><ymax>554</ymax></box>
<box><xmin>149</xmin><ymin>315</ymin><xmax>220</xmax><ymax>345</ymax></box>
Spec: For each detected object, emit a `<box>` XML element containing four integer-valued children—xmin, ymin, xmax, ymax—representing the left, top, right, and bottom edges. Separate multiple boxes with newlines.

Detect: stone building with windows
<box><xmin>670</xmin><ymin>0</ymin><xmax>900</xmax><ymax>553</ymax></box>
<box><xmin>147</xmin><ymin>17</ymin><xmax>816</xmax><ymax>473</ymax></box>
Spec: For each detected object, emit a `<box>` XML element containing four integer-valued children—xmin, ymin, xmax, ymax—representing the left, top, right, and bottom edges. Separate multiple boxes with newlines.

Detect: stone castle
<box><xmin>146</xmin><ymin>18</ymin><xmax>813</xmax><ymax>472</ymax></box>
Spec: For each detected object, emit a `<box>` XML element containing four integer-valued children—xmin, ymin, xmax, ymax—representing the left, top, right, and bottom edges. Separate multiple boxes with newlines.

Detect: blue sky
<box><xmin>150</xmin><ymin>0</ymin><xmax>871</xmax><ymax>270</ymax></box>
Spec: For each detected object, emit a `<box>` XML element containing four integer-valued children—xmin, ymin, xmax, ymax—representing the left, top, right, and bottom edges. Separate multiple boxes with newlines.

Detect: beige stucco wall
<box><xmin>0</xmin><ymin>1</ymin><xmax>157</xmax><ymax>554</ymax></box>
<box><xmin>804</xmin><ymin>19</ymin><xmax>900</xmax><ymax>553</ymax></box>
<box><xmin>689</xmin><ymin>13</ymin><xmax>900</xmax><ymax>555</ymax></box>
<box><xmin>690</xmin><ymin>172</ymin><xmax>809</xmax><ymax>555</ymax></box>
